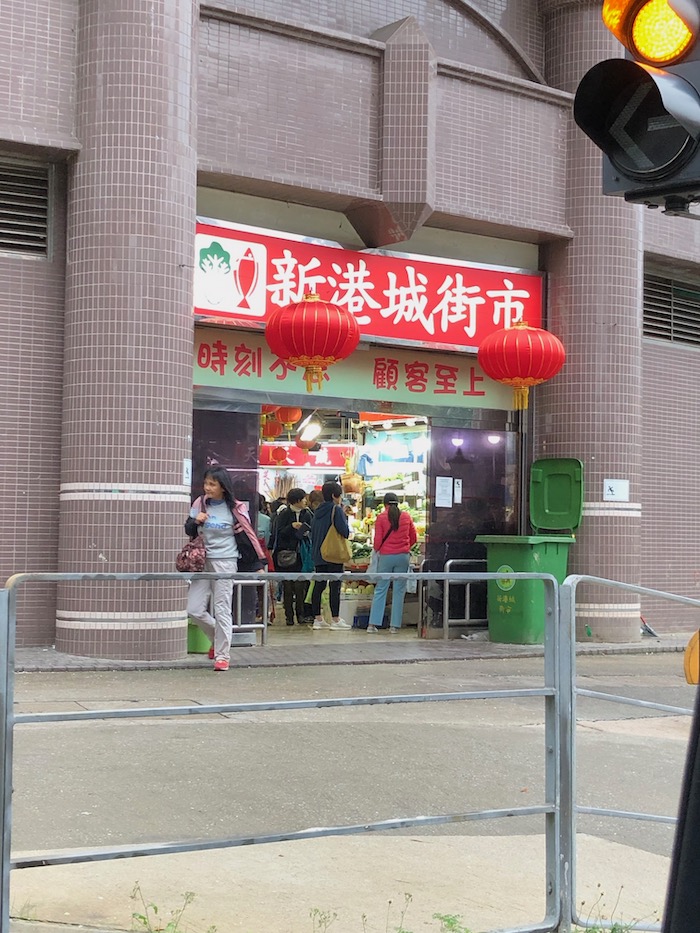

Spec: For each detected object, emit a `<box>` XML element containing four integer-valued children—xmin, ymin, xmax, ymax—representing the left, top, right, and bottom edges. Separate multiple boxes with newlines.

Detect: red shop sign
<box><xmin>259</xmin><ymin>442</ymin><xmax>353</xmax><ymax>469</ymax></box>
<box><xmin>194</xmin><ymin>219</ymin><xmax>543</xmax><ymax>353</ymax></box>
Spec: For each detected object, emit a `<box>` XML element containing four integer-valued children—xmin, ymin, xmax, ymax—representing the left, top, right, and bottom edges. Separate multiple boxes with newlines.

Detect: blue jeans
<box><xmin>368</xmin><ymin>552</ymin><xmax>411</xmax><ymax>629</ymax></box>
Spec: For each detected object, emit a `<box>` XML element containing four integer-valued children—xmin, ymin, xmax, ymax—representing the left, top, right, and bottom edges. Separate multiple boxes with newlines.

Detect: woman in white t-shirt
<box><xmin>185</xmin><ymin>467</ymin><xmax>264</xmax><ymax>671</ymax></box>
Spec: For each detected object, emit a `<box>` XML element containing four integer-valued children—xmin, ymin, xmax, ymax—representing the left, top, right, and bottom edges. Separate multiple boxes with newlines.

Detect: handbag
<box><xmin>235</xmin><ymin>530</ymin><xmax>265</xmax><ymax>571</ymax></box>
<box><xmin>176</xmin><ymin>535</ymin><xmax>206</xmax><ymax>573</ymax></box>
<box><xmin>276</xmin><ymin>548</ymin><xmax>298</xmax><ymax>569</ymax></box>
<box><xmin>368</xmin><ymin>527</ymin><xmax>393</xmax><ymax>573</ymax></box>
<box><xmin>320</xmin><ymin>506</ymin><xmax>352</xmax><ymax>564</ymax></box>
<box><xmin>299</xmin><ymin>537</ymin><xmax>314</xmax><ymax>573</ymax></box>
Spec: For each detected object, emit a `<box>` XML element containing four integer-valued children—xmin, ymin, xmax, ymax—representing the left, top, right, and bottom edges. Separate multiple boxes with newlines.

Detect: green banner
<box><xmin>195</xmin><ymin>327</ymin><xmax>513</xmax><ymax>410</ymax></box>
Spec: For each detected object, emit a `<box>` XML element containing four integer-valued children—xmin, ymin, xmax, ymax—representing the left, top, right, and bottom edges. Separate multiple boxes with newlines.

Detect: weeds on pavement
<box><xmin>130</xmin><ymin>882</ymin><xmax>217</xmax><ymax>933</ymax></box>
<box><xmin>578</xmin><ymin>884</ymin><xmax>660</xmax><ymax>932</ymax></box>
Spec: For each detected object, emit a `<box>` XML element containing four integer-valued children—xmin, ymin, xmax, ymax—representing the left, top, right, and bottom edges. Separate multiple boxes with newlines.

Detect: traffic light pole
<box><xmin>662</xmin><ymin>687</ymin><xmax>700</xmax><ymax>932</ymax></box>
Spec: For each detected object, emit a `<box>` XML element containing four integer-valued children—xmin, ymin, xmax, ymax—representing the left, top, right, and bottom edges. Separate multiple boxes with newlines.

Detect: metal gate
<box><xmin>0</xmin><ymin>570</ymin><xmax>697</xmax><ymax>933</ymax></box>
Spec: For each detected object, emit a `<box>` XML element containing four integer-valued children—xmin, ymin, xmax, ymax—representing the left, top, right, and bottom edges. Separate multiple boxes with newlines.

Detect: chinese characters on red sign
<box><xmin>194</xmin><ymin>220</ymin><xmax>543</xmax><ymax>352</ymax></box>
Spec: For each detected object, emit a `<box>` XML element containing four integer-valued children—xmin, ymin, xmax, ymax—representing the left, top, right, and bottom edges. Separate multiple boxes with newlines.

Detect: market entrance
<box><xmin>191</xmin><ymin>404</ymin><xmax>519</xmax><ymax>636</ymax></box>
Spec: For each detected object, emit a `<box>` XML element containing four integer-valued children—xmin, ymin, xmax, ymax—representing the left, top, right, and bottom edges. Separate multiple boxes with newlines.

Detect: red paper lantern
<box><xmin>477</xmin><ymin>322</ymin><xmax>566</xmax><ymax>410</ymax></box>
<box><xmin>265</xmin><ymin>293</ymin><xmax>361</xmax><ymax>392</ymax></box>
<box><xmin>295</xmin><ymin>436</ymin><xmax>316</xmax><ymax>451</ymax></box>
<box><xmin>262</xmin><ymin>418</ymin><xmax>283</xmax><ymax>441</ymax></box>
<box><xmin>270</xmin><ymin>445</ymin><xmax>287</xmax><ymax>464</ymax></box>
<box><xmin>261</xmin><ymin>404</ymin><xmax>280</xmax><ymax>422</ymax></box>
<box><xmin>276</xmin><ymin>406</ymin><xmax>303</xmax><ymax>431</ymax></box>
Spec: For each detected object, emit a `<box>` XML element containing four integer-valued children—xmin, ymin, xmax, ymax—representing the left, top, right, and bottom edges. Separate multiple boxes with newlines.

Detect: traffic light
<box><xmin>574</xmin><ymin>0</ymin><xmax>700</xmax><ymax>210</ymax></box>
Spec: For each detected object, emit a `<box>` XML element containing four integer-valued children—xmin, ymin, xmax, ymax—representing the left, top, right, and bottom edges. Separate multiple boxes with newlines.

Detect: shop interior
<box><xmin>191</xmin><ymin>406</ymin><xmax>518</xmax><ymax>633</ymax></box>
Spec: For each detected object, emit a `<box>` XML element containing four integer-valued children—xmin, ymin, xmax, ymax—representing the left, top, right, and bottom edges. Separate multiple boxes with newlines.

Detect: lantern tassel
<box><xmin>513</xmin><ymin>386</ymin><xmax>530</xmax><ymax>410</ymax></box>
<box><xmin>303</xmin><ymin>365</ymin><xmax>325</xmax><ymax>392</ymax></box>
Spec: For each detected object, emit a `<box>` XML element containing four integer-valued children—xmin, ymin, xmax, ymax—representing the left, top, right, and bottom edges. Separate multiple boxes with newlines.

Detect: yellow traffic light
<box><xmin>603</xmin><ymin>0</ymin><xmax>699</xmax><ymax>65</ymax></box>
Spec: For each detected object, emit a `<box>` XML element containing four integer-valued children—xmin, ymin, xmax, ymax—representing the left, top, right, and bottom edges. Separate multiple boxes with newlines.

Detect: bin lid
<box><xmin>530</xmin><ymin>457</ymin><xmax>584</xmax><ymax>534</ymax></box>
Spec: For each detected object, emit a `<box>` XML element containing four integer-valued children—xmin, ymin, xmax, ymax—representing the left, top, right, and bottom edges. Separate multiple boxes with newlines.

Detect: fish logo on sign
<box><xmin>194</xmin><ymin>235</ymin><xmax>267</xmax><ymax>319</ymax></box>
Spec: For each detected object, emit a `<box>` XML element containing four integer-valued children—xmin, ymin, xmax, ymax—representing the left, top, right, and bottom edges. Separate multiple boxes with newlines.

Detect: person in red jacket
<box><xmin>367</xmin><ymin>492</ymin><xmax>417</xmax><ymax>633</ymax></box>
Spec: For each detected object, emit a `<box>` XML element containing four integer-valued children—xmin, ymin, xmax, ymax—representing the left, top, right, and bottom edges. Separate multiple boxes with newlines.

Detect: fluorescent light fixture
<box><xmin>299</xmin><ymin>418</ymin><xmax>323</xmax><ymax>442</ymax></box>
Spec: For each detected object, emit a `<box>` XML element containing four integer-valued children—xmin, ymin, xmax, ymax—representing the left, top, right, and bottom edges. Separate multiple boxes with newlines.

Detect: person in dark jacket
<box><xmin>273</xmin><ymin>487</ymin><xmax>313</xmax><ymax>625</ymax></box>
<box><xmin>309</xmin><ymin>481</ymin><xmax>352</xmax><ymax>631</ymax></box>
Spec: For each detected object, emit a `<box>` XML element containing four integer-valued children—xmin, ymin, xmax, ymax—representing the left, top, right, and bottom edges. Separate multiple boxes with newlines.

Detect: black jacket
<box><xmin>273</xmin><ymin>506</ymin><xmax>313</xmax><ymax>570</ymax></box>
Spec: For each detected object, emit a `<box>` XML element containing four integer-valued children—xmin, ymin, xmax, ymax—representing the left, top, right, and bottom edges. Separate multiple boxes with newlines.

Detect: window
<box><xmin>0</xmin><ymin>159</ymin><xmax>49</xmax><ymax>255</ymax></box>
<box><xmin>644</xmin><ymin>272</ymin><xmax>700</xmax><ymax>346</ymax></box>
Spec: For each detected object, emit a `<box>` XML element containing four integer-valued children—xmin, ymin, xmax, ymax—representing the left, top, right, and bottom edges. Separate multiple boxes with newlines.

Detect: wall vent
<box><xmin>644</xmin><ymin>272</ymin><xmax>700</xmax><ymax>347</ymax></box>
<box><xmin>0</xmin><ymin>160</ymin><xmax>49</xmax><ymax>255</ymax></box>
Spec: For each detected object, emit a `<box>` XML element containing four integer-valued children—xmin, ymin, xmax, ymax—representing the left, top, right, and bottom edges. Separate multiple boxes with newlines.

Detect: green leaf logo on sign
<box><xmin>496</xmin><ymin>565</ymin><xmax>515</xmax><ymax>592</ymax></box>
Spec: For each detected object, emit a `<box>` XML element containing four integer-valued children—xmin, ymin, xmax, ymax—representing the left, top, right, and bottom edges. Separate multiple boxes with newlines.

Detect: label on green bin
<box><xmin>496</xmin><ymin>565</ymin><xmax>516</xmax><ymax>591</ymax></box>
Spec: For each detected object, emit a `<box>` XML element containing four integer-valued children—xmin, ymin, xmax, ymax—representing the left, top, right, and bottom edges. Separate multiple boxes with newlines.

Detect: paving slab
<box><xmin>9</xmin><ymin>833</ymin><xmax>667</xmax><ymax>933</ymax></box>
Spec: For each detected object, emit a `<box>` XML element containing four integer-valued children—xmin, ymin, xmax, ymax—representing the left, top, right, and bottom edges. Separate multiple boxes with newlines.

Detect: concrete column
<box><xmin>538</xmin><ymin>0</ymin><xmax>643</xmax><ymax>642</ymax></box>
<box><xmin>57</xmin><ymin>0</ymin><xmax>197</xmax><ymax>658</ymax></box>
<box><xmin>346</xmin><ymin>16</ymin><xmax>436</xmax><ymax>247</ymax></box>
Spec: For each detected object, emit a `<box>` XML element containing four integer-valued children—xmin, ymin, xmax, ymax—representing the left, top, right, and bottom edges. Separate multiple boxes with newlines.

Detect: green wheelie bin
<box><xmin>476</xmin><ymin>457</ymin><xmax>583</xmax><ymax>644</ymax></box>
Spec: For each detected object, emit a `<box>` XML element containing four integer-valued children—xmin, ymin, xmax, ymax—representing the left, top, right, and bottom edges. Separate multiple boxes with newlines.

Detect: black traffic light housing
<box><xmin>574</xmin><ymin>1</ymin><xmax>700</xmax><ymax>210</ymax></box>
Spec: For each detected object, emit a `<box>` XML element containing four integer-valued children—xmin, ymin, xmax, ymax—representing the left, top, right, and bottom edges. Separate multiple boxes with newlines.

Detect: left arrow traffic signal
<box><xmin>574</xmin><ymin>0</ymin><xmax>700</xmax><ymax>210</ymax></box>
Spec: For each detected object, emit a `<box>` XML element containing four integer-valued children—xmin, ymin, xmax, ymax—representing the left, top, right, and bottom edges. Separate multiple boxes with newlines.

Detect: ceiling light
<box><xmin>299</xmin><ymin>418</ymin><xmax>323</xmax><ymax>442</ymax></box>
<box><xmin>451</xmin><ymin>437</ymin><xmax>464</xmax><ymax>448</ymax></box>
<box><xmin>487</xmin><ymin>435</ymin><xmax>501</xmax><ymax>445</ymax></box>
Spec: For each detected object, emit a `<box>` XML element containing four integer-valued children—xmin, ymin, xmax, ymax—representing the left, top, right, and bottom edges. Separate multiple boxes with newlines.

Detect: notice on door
<box><xmin>435</xmin><ymin>476</ymin><xmax>454</xmax><ymax>508</ymax></box>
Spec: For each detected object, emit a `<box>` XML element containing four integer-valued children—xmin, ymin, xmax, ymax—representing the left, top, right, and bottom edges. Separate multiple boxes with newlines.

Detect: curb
<box><xmin>13</xmin><ymin>636</ymin><xmax>688</xmax><ymax>673</ymax></box>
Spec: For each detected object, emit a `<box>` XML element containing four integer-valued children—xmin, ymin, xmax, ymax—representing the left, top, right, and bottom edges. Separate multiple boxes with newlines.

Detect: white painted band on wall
<box><xmin>57</xmin><ymin>610</ymin><xmax>185</xmax><ymax>622</ymax></box>
<box><xmin>61</xmin><ymin>483</ymin><xmax>190</xmax><ymax>493</ymax></box>
<box><xmin>55</xmin><ymin>618</ymin><xmax>187</xmax><ymax>631</ymax></box>
<box><xmin>60</xmin><ymin>492</ymin><xmax>191</xmax><ymax>503</ymax></box>
<box><xmin>582</xmin><ymin>501</ymin><xmax>641</xmax><ymax>519</ymax></box>
<box><xmin>575</xmin><ymin>606</ymin><xmax>641</xmax><ymax>619</ymax></box>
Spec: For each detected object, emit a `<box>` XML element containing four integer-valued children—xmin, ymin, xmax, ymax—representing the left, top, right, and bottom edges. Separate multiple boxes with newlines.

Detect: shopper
<box><xmin>303</xmin><ymin>487</ymin><xmax>325</xmax><ymax>619</ymax></box>
<box><xmin>367</xmin><ymin>492</ymin><xmax>417</xmax><ymax>634</ymax></box>
<box><xmin>273</xmin><ymin>487</ymin><xmax>314</xmax><ymax>625</ymax></box>
<box><xmin>307</xmin><ymin>489</ymin><xmax>323</xmax><ymax>511</ymax></box>
<box><xmin>309</xmin><ymin>481</ymin><xmax>352</xmax><ymax>631</ymax></box>
<box><xmin>256</xmin><ymin>494</ymin><xmax>275</xmax><ymax>624</ymax></box>
<box><xmin>257</xmin><ymin>493</ymin><xmax>272</xmax><ymax>547</ymax></box>
<box><xmin>185</xmin><ymin>466</ymin><xmax>265</xmax><ymax>670</ymax></box>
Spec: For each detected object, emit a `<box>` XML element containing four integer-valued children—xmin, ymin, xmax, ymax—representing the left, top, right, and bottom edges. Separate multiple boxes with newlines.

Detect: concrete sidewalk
<box><xmin>13</xmin><ymin>627</ymin><xmax>689</xmax><ymax>672</ymax></box>
<box><xmin>9</xmin><ymin>833</ymin><xmax>668</xmax><ymax>933</ymax></box>
<box><xmin>7</xmin><ymin>636</ymin><xmax>687</xmax><ymax>933</ymax></box>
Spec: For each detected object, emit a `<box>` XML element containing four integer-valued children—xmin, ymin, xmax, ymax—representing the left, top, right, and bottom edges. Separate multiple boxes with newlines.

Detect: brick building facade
<box><xmin>2</xmin><ymin>0</ymin><xmax>699</xmax><ymax>657</ymax></box>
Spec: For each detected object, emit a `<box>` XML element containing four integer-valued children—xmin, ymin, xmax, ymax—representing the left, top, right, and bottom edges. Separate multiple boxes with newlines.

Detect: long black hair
<box><xmin>384</xmin><ymin>492</ymin><xmax>401</xmax><ymax>531</ymax></box>
<box><xmin>203</xmin><ymin>466</ymin><xmax>237</xmax><ymax>512</ymax></box>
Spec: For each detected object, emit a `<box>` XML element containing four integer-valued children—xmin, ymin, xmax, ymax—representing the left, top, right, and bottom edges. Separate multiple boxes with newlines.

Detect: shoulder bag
<box><xmin>276</xmin><ymin>548</ymin><xmax>299</xmax><ymax>568</ymax></box>
<box><xmin>320</xmin><ymin>505</ymin><xmax>353</xmax><ymax>564</ymax></box>
<box><xmin>368</xmin><ymin>526</ymin><xmax>393</xmax><ymax>574</ymax></box>
<box><xmin>177</xmin><ymin>497</ymin><xmax>207</xmax><ymax>572</ymax></box>
<box><xmin>233</xmin><ymin>502</ymin><xmax>267</xmax><ymax>571</ymax></box>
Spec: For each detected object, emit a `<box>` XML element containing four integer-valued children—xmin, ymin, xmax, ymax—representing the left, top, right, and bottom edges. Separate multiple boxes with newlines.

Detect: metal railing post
<box><xmin>0</xmin><ymin>587</ymin><xmax>15</xmax><ymax>933</ymax></box>
<box><xmin>543</xmin><ymin>576</ymin><xmax>562</xmax><ymax>931</ymax></box>
<box><xmin>557</xmin><ymin>580</ymin><xmax>576</xmax><ymax>932</ymax></box>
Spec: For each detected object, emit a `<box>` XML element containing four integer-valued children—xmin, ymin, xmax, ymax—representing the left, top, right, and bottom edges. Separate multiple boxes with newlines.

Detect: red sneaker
<box><xmin>208</xmin><ymin>645</ymin><xmax>215</xmax><ymax>660</ymax></box>
<box><xmin>213</xmin><ymin>658</ymin><xmax>229</xmax><ymax>672</ymax></box>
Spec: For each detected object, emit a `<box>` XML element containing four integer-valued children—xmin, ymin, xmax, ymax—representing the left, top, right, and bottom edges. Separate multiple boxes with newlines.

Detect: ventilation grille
<box><xmin>644</xmin><ymin>272</ymin><xmax>700</xmax><ymax>347</ymax></box>
<box><xmin>0</xmin><ymin>160</ymin><xmax>49</xmax><ymax>255</ymax></box>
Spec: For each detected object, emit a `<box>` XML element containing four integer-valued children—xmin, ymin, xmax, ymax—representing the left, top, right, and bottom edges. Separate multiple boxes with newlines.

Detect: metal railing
<box><xmin>559</xmin><ymin>576</ymin><xmax>700</xmax><ymax>932</ymax></box>
<box><xmin>0</xmin><ymin>569</ymin><xmax>697</xmax><ymax>932</ymax></box>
